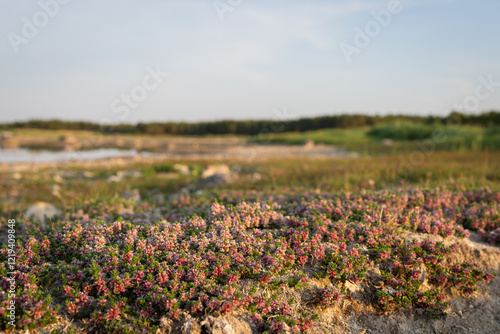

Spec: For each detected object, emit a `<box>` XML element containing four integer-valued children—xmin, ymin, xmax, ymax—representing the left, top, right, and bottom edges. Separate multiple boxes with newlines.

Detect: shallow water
<box><xmin>0</xmin><ymin>148</ymin><xmax>152</xmax><ymax>163</ymax></box>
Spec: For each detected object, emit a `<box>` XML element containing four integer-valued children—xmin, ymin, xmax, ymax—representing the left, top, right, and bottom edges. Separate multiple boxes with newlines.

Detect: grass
<box><xmin>1</xmin><ymin>152</ymin><xmax>499</xmax><ymax>216</ymax></box>
<box><xmin>253</xmin><ymin>122</ymin><xmax>500</xmax><ymax>154</ymax></box>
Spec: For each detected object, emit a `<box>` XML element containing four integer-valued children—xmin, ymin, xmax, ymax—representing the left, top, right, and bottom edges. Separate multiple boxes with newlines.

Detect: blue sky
<box><xmin>1</xmin><ymin>0</ymin><xmax>499</xmax><ymax>123</ymax></box>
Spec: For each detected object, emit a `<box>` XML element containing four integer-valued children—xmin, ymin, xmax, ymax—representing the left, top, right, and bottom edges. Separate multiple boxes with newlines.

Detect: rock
<box><xmin>367</xmin><ymin>268</ymin><xmax>382</xmax><ymax>280</ymax></box>
<box><xmin>201</xmin><ymin>316</ymin><xmax>252</xmax><ymax>334</ymax></box>
<box><xmin>454</xmin><ymin>325</ymin><xmax>469</xmax><ymax>333</ymax></box>
<box><xmin>174</xmin><ymin>164</ymin><xmax>190</xmax><ymax>175</ymax></box>
<box><xmin>200</xmin><ymin>165</ymin><xmax>232</xmax><ymax>187</ymax></box>
<box><xmin>131</xmin><ymin>170</ymin><xmax>143</xmax><ymax>178</ymax></box>
<box><xmin>53</xmin><ymin>174</ymin><xmax>63</xmax><ymax>183</ymax></box>
<box><xmin>121</xmin><ymin>189</ymin><xmax>141</xmax><ymax>203</ymax></box>
<box><xmin>25</xmin><ymin>202</ymin><xmax>61</xmax><ymax>223</ymax></box>
<box><xmin>201</xmin><ymin>173</ymin><xmax>231</xmax><ymax>187</ymax></box>
<box><xmin>82</xmin><ymin>171</ymin><xmax>94</xmax><ymax>179</ymax></box>
<box><xmin>382</xmin><ymin>139</ymin><xmax>394</xmax><ymax>147</ymax></box>
<box><xmin>345</xmin><ymin>281</ymin><xmax>361</xmax><ymax>293</ymax></box>
<box><xmin>181</xmin><ymin>317</ymin><xmax>202</xmax><ymax>334</ymax></box>
<box><xmin>201</xmin><ymin>165</ymin><xmax>231</xmax><ymax>179</ymax></box>
<box><xmin>410</xmin><ymin>264</ymin><xmax>427</xmax><ymax>285</ymax></box>
<box><xmin>250</xmin><ymin>172</ymin><xmax>262</xmax><ymax>182</ymax></box>
<box><xmin>147</xmin><ymin>189</ymin><xmax>165</xmax><ymax>204</ymax></box>
<box><xmin>116</xmin><ymin>171</ymin><xmax>128</xmax><ymax>178</ymax></box>
<box><xmin>0</xmin><ymin>132</ymin><xmax>20</xmax><ymax>149</ymax></box>
<box><xmin>303</xmin><ymin>139</ymin><xmax>315</xmax><ymax>149</ymax></box>
<box><xmin>152</xmin><ymin>193</ymin><xmax>165</xmax><ymax>203</ymax></box>
<box><xmin>157</xmin><ymin>172</ymin><xmax>179</xmax><ymax>179</ymax></box>
<box><xmin>107</xmin><ymin>175</ymin><xmax>123</xmax><ymax>183</ymax></box>
<box><xmin>159</xmin><ymin>316</ymin><xmax>173</xmax><ymax>333</ymax></box>
<box><xmin>59</xmin><ymin>171</ymin><xmax>77</xmax><ymax>179</ymax></box>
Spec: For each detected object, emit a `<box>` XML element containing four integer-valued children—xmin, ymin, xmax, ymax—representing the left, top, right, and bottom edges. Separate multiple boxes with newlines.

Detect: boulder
<box><xmin>200</xmin><ymin>165</ymin><xmax>232</xmax><ymax>187</ymax></box>
<box><xmin>25</xmin><ymin>202</ymin><xmax>61</xmax><ymax>223</ymax></box>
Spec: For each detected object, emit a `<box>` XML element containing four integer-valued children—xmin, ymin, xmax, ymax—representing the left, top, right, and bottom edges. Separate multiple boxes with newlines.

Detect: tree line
<box><xmin>1</xmin><ymin>111</ymin><xmax>499</xmax><ymax>136</ymax></box>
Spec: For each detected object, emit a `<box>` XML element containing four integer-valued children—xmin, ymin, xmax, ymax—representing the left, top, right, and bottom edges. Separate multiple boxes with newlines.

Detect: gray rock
<box><xmin>107</xmin><ymin>175</ymin><xmax>123</xmax><ymax>183</ymax></box>
<box><xmin>174</xmin><ymin>164</ymin><xmax>190</xmax><ymax>175</ymax></box>
<box><xmin>121</xmin><ymin>189</ymin><xmax>141</xmax><ymax>203</ymax></box>
<box><xmin>147</xmin><ymin>189</ymin><xmax>166</xmax><ymax>204</ymax></box>
<box><xmin>250</xmin><ymin>172</ymin><xmax>262</xmax><ymax>182</ymax></box>
<box><xmin>25</xmin><ymin>202</ymin><xmax>61</xmax><ymax>223</ymax></box>
<box><xmin>382</xmin><ymin>138</ymin><xmax>394</xmax><ymax>147</ymax></box>
<box><xmin>82</xmin><ymin>171</ymin><xmax>94</xmax><ymax>179</ymax></box>
<box><xmin>200</xmin><ymin>165</ymin><xmax>233</xmax><ymax>187</ymax></box>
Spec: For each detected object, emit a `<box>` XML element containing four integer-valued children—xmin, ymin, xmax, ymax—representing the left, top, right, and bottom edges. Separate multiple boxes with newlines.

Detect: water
<box><xmin>0</xmin><ymin>148</ymin><xmax>154</xmax><ymax>163</ymax></box>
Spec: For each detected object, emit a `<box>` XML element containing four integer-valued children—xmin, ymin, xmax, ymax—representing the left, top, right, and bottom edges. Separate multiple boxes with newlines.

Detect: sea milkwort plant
<box><xmin>0</xmin><ymin>186</ymin><xmax>497</xmax><ymax>332</ymax></box>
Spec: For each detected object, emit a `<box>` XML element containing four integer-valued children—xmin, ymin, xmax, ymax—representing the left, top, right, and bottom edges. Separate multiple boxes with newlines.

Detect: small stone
<box><xmin>345</xmin><ymin>281</ymin><xmax>361</xmax><ymax>293</ymax></box>
<box><xmin>181</xmin><ymin>317</ymin><xmax>202</xmax><ymax>334</ymax></box>
<box><xmin>82</xmin><ymin>171</ymin><xmax>94</xmax><ymax>178</ymax></box>
<box><xmin>107</xmin><ymin>175</ymin><xmax>123</xmax><ymax>183</ymax></box>
<box><xmin>201</xmin><ymin>316</ymin><xmax>252</xmax><ymax>334</ymax></box>
<box><xmin>303</xmin><ymin>139</ymin><xmax>315</xmax><ymax>149</ymax></box>
<box><xmin>121</xmin><ymin>189</ymin><xmax>141</xmax><ymax>203</ymax></box>
<box><xmin>53</xmin><ymin>174</ymin><xmax>63</xmax><ymax>183</ymax></box>
<box><xmin>174</xmin><ymin>164</ymin><xmax>190</xmax><ymax>175</ymax></box>
<box><xmin>250</xmin><ymin>172</ymin><xmax>262</xmax><ymax>182</ymax></box>
<box><xmin>156</xmin><ymin>172</ymin><xmax>179</xmax><ymax>179</ymax></box>
<box><xmin>151</xmin><ymin>193</ymin><xmax>165</xmax><ymax>204</ymax></box>
<box><xmin>367</xmin><ymin>268</ymin><xmax>382</xmax><ymax>279</ymax></box>
<box><xmin>382</xmin><ymin>138</ymin><xmax>393</xmax><ymax>147</ymax></box>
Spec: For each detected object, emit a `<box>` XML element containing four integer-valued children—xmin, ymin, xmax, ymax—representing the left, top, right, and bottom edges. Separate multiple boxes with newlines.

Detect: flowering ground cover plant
<box><xmin>0</xmin><ymin>185</ymin><xmax>498</xmax><ymax>333</ymax></box>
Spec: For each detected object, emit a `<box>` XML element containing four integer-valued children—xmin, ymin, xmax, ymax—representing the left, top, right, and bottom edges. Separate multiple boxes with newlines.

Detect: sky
<box><xmin>0</xmin><ymin>0</ymin><xmax>499</xmax><ymax>124</ymax></box>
